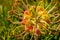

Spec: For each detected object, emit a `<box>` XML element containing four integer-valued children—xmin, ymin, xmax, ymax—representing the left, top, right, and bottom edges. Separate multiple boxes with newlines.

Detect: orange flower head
<box><xmin>24</xmin><ymin>10</ymin><xmax>32</xmax><ymax>18</ymax></box>
<box><xmin>25</xmin><ymin>25</ymin><xmax>33</xmax><ymax>32</ymax></box>
<box><xmin>22</xmin><ymin>17</ymin><xmax>29</xmax><ymax>24</ymax></box>
<box><xmin>30</xmin><ymin>6</ymin><xmax>35</xmax><ymax>10</ymax></box>
<box><xmin>24</xmin><ymin>10</ymin><xmax>30</xmax><ymax>15</ymax></box>
<box><xmin>22</xmin><ymin>17</ymin><xmax>26</xmax><ymax>24</ymax></box>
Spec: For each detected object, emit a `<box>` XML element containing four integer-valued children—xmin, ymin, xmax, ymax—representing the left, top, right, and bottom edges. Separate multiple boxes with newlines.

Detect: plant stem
<box><xmin>48</xmin><ymin>2</ymin><xmax>58</xmax><ymax>13</ymax></box>
<box><xmin>20</xmin><ymin>0</ymin><xmax>28</xmax><ymax>10</ymax></box>
<box><xmin>45</xmin><ymin>0</ymin><xmax>53</xmax><ymax>10</ymax></box>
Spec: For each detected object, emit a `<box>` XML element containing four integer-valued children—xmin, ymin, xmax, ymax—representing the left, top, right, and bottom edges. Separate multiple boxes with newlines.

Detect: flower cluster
<box><xmin>21</xmin><ymin>5</ymin><xmax>50</xmax><ymax>35</ymax></box>
<box><xmin>1</xmin><ymin>0</ymin><xmax>60</xmax><ymax>40</ymax></box>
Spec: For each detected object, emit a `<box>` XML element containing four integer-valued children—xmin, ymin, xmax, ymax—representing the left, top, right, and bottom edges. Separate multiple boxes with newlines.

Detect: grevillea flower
<box><xmin>13</xmin><ymin>3</ymin><xmax>18</xmax><ymax>7</ymax></box>
<box><xmin>24</xmin><ymin>10</ymin><xmax>32</xmax><ymax>18</ymax></box>
<box><xmin>24</xmin><ymin>10</ymin><xmax>29</xmax><ymax>15</ymax></box>
<box><xmin>35</xmin><ymin>28</ymin><xmax>40</xmax><ymax>35</ymax></box>
<box><xmin>36</xmin><ymin>7</ymin><xmax>44</xmax><ymax>13</ymax></box>
<box><xmin>37</xmin><ymin>8</ymin><xmax>50</xmax><ymax>24</ymax></box>
<box><xmin>30</xmin><ymin>6</ymin><xmax>35</xmax><ymax>10</ymax></box>
<box><xmin>22</xmin><ymin>17</ymin><xmax>29</xmax><ymax>24</ymax></box>
<box><xmin>25</xmin><ymin>25</ymin><xmax>33</xmax><ymax>32</ymax></box>
<box><xmin>22</xmin><ymin>17</ymin><xmax>27</xmax><ymax>24</ymax></box>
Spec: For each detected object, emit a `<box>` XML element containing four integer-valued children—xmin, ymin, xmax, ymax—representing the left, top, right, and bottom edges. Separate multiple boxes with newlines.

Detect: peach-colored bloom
<box><xmin>24</xmin><ymin>10</ymin><xmax>32</xmax><ymax>18</ymax></box>
<box><xmin>25</xmin><ymin>25</ymin><xmax>33</xmax><ymax>32</ymax></box>
<box><xmin>22</xmin><ymin>17</ymin><xmax>29</xmax><ymax>24</ymax></box>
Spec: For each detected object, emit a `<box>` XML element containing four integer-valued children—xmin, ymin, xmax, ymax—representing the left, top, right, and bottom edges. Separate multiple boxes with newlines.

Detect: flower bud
<box><xmin>35</xmin><ymin>28</ymin><xmax>40</xmax><ymax>35</ymax></box>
